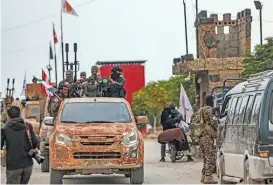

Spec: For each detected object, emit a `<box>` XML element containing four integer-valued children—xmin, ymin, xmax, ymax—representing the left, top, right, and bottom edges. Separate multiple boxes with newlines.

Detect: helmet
<box><xmin>91</xmin><ymin>66</ymin><xmax>99</xmax><ymax>70</ymax></box>
<box><xmin>111</xmin><ymin>66</ymin><xmax>122</xmax><ymax>72</ymax></box>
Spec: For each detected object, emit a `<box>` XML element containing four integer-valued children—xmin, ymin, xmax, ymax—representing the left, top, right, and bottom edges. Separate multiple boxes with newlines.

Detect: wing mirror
<box><xmin>135</xmin><ymin>116</ymin><xmax>149</xmax><ymax>125</ymax></box>
<box><xmin>44</xmin><ymin>117</ymin><xmax>55</xmax><ymax>126</ymax></box>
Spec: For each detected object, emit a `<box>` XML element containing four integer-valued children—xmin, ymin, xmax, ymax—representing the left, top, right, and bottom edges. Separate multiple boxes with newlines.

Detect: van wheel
<box><xmin>218</xmin><ymin>155</ymin><xmax>227</xmax><ymax>184</ymax></box>
<box><xmin>41</xmin><ymin>153</ymin><xmax>49</xmax><ymax>172</ymax></box>
<box><xmin>50</xmin><ymin>169</ymin><xmax>64</xmax><ymax>184</ymax></box>
<box><xmin>130</xmin><ymin>165</ymin><xmax>144</xmax><ymax>184</ymax></box>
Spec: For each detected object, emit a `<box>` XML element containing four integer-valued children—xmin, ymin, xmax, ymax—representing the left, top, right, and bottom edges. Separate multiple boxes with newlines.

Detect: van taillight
<box><xmin>259</xmin><ymin>151</ymin><xmax>269</xmax><ymax>158</ymax></box>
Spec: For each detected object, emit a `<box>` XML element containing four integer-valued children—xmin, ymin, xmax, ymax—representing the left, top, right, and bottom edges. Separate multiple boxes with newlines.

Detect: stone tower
<box><xmin>197</xmin><ymin>9</ymin><xmax>252</xmax><ymax>59</ymax></box>
<box><xmin>172</xmin><ymin>9</ymin><xmax>253</xmax><ymax>106</ymax></box>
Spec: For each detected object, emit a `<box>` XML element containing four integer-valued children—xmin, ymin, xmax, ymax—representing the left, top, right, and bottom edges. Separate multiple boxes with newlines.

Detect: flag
<box><xmin>40</xmin><ymin>70</ymin><xmax>56</xmax><ymax>97</ymax></box>
<box><xmin>62</xmin><ymin>0</ymin><xmax>78</xmax><ymax>16</ymax></box>
<box><xmin>20</xmin><ymin>70</ymin><xmax>27</xmax><ymax>97</ymax></box>
<box><xmin>178</xmin><ymin>83</ymin><xmax>193</xmax><ymax>123</ymax></box>
<box><xmin>53</xmin><ymin>23</ymin><xmax>58</xmax><ymax>44</ymax></box>
<box><xmin>49</xmin><ymin>42</ymin><xmax>53</xmax><ymax>59</ymax></box>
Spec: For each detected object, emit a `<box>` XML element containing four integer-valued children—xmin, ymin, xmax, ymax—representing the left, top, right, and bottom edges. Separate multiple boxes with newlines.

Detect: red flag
<box><xmin>42</xmin><ymin>69</ymin><xmax>52</xmax><ymax>97</ymax></box>
<box><xmin>53</xmin><ymin>23</ymin><xmax>58</xmax><ymax>44</ymax></box>
<box><xmin>62</xmin><ymin>0</ymin><xmax>78</xmax><ymax>16</ymax></box>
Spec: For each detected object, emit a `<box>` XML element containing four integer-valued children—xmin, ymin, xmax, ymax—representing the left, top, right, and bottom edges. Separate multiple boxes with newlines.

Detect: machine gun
<box><xmin>5</xmin><ymin>78</ymin><xmax>15</xmax><ymax>106</ymax></box>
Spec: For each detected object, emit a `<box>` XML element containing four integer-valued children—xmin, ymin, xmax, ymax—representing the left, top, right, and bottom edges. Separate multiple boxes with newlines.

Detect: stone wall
<box><xmin>173</xmin><ymin>57</ymin><xmax>244</xmax><ymax>102</ymax></box>
<box><xmin>197</xmin><ymin>9</ymin><xmax>252</xmax><ymax>59</ymax></box>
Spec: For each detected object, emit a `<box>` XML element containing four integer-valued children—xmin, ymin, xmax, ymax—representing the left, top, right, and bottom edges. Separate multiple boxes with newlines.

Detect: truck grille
<box><xmin>73</xmin><ymin>152</ymin><xmax>121</xmax><ymax>159</ymax></box>
<box><xmin>80</xmin><ymin>142</ymin><xmax>114</xmax><ymax>146</ymax></box>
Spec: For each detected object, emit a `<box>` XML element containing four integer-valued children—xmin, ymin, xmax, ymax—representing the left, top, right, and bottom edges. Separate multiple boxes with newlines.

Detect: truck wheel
<box><xmin>41</xmin><ymin>153</ymin><xmax>49</xmax><ymax>172</ymax></box>
<box><xmin>50</xmin><ymin>169</ymin><xmax>64</xmax><ymax>184</ymax></box>
<box><xmin>130</xmin><ymin>165</ymin><xmax>144</xmax><ymax>184</ymax></box>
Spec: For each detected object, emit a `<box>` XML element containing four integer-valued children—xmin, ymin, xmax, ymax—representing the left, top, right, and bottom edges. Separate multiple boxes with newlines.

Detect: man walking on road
<box><xmin>199</xmin><ymin>95</ymin><xmax>218</xmax><ymax>184</ymax></box>
<box><xmin>1</xmin><ymin>106</ymin><xmax>38</xmax><ymax>184</ymax></box>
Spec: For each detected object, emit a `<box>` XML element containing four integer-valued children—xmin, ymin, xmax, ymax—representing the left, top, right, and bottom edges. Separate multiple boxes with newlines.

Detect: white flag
<box><xmin>178</xmin><ymin>83</ymin><xmax>193</xmax><ymax>123</ymax></box>
<box><xmin>20</xmin><ymin>70</ymin><xmax>27</xmax><ymax>97</ymax></box>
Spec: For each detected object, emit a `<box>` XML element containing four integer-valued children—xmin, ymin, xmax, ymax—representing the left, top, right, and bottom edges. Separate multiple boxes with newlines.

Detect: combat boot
<box><xmin>200</xmin><ymin>175</ymin><xmax>205</xmax><ymax>183</ymax></box>
<box><xmin>203</xmin><ymin>175</ymin><xmax>217</xmax><ymax>184</ymax></box>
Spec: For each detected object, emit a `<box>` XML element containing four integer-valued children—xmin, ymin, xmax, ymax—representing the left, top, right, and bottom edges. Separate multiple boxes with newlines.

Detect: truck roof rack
<box><xmin>248</xmin><ymin>70</ymin><xmax>273</xmax><ymax>81</ymax></box>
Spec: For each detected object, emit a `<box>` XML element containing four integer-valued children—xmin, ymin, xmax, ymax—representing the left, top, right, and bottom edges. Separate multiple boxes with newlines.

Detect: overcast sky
<box><xmin>1</xmin><ymin>0</ymin><xmax>273</xmax><ymax>98</ymax></box>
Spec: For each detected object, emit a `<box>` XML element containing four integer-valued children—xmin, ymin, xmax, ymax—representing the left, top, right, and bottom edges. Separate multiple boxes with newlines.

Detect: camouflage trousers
<box><xmin>199</xmin><ymin>135</ymin><xmax>216</xmax><ymax>176</ymax></box>
<box><xmin>1</xmin><ymin>146</ymin><xmax>6</xmax><ymax>167</ymax></box>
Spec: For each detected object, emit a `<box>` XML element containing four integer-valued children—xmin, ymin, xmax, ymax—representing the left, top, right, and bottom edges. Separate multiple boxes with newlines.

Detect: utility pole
<box><xmin>183</xmin><ymin>0</ymin><xmax>189</xmax><ymax>55</ymax></box>
<box><xmin>254</xmin><ymin>1</ymin><xmax>263</xmax><ymax>46</ymax></box>
<box><xmin>195</xmin><ymin>0</ymin><xmax>199</xmax><ymax>58</ymax></box>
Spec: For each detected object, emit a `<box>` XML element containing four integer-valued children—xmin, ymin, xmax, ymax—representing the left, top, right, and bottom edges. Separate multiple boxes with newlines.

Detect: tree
<box><xmin>132</xmin><ymin>74</ymin><xmax>195</xmax><ymax>126</ymax></box>
<box><xmin>241</xmin><ymin>37</ymin><xmax>273</xmax><ymax>78</ymax></box>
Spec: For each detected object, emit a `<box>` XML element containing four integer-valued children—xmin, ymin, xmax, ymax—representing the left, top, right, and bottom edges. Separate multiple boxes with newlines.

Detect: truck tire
<box><xmin>130</xmin><ymin>165</ymin><xmax>144</xmax><ymax>184</ymax></box>
<box><xmin>50</xmin><ymin>169</ymin><xmax>64</xmax><ymax>184</ymax></box>
<box><xmin>41</xmin><ymin>153</ymin><xmax>49</xmax><ymax>172</ymax></box>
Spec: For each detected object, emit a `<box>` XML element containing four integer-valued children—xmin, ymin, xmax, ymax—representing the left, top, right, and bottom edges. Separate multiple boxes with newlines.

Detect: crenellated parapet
<box><xmin>196</xmin><ymin>9</ymin><xmax>252</xmax><ymax>59</ymax></box>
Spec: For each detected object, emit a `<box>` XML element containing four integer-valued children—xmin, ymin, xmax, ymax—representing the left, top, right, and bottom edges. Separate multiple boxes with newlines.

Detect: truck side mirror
<box><xmin>135</xmin><ymin>116</ymin><xmax>148</xmax><ymax>125</ymax></box>
<box><xmin>44</xmin><ymin>117</ymin><xmax>55</xmax><ymax>126</ymax></box>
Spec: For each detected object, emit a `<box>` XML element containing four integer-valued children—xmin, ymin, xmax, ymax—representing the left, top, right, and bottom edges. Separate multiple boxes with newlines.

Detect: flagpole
<box><xmin>61</xmin><ymin>8</ymin><xmax>65</xmax><ymax>79</ymax></box>
<box><xmin>53</xmin><ymin>23</ymin><xmax>58</xmax><ymax>85</ymax></box>
<box><xmin>48</xmin><ymin>42</ymin><xmax>52</xmax><ymax>82</ymax></box>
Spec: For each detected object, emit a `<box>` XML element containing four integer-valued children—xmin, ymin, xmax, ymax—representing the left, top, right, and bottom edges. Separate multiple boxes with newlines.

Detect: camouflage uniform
<box><xmin>84</xmin><ymin>66</ymin><xmax>102</xmax><ymax>97</ymax></box>
<box><xmin>49</xmin><ymin>86</ymin><xmax>68</xmax><ymax>117</ymax></box>
<box><xmin>198</xmin><ymin>106</ymin><xmax>218</xmax><ymax>184</ymax></box>
<box><xmin>73</xmin><ymin>71</ymin><xmax>87</xmax><ymax>97</ymax></box>
<box><xmin>1</xmin><ymin>99</ymin><xmax>11</xmax><ymax>168</ymax></box>
<box><xmin>192</xmin><ymin>103</ymin><xmax>200</xmax><ymax>113</ymax></box>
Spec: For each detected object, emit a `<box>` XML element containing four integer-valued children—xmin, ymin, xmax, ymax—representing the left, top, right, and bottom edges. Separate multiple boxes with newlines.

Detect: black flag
<box><xmin>49</xmin><ymin>42</ymin><xmax>53</xmax><ymax>60</ymax></box>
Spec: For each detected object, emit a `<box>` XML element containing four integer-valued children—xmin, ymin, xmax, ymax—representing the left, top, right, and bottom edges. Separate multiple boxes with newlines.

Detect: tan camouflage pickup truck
<box><xmin>45</xmin><ymin>97</ymin><xmax>148</xmax><ymax>184</ymax></box>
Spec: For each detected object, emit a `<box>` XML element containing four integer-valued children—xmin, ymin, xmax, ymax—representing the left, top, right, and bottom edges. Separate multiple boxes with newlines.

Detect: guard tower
<box><xmin>172</xmin><ymin>9</ymin><xmax>252</xmax><ymax>106</ymax></box>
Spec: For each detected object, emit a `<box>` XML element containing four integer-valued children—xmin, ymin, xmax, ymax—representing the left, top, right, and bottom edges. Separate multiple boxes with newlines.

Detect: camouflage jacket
<box><xmin>72</xmin><ymin>80</ymin><xmax>88</xmax><ymax>97</ymax></box>
<box><xmin>49</xmin><ymin>95</ymin><xmax>63</xmax><ymax>117</ymax></box>
<box><xmin>190</xmin><ymin>106</ymin><xmax>218</xmax><ymax>138</ymax></box>
<box><xmin>84</xmin><ymin>76</ymin><xmax>102</xmax><ymax>97</ymax></box>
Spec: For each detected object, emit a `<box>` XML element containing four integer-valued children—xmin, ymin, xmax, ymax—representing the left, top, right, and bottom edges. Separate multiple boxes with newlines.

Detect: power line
<box><xmin>1</xmin><ymin>43</ymin><xmax>49</xmax><ymax>56</ymax></box>
<box><xmin>1</xmin><ymin>0</ymin><xmax>97</xmax><ymax>33</ymax></box>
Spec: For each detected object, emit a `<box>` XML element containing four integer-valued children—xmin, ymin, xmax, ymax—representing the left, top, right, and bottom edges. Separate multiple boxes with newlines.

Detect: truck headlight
<box><xmin>55</xmin><ymin>134</ymin><xmax>72</xmax><ymax>144</ymax></box>
<box><xmin>122</xmin><ymin>131</ymin><xmax>138</xmax><ymax>146</ymax></box>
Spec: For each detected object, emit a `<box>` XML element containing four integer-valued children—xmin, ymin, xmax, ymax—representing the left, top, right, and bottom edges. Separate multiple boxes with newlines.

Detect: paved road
<box><xmin>1</xmin><ymin>140</ymin><xmax>204</xmax><ymax>184</ymax></box>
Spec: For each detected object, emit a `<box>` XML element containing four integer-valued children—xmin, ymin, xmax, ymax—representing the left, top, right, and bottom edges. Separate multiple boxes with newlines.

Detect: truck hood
<box><xmin>56</xmin><ymin>123</ymin><xmax>135</xmax><ymax>136</ymax></box>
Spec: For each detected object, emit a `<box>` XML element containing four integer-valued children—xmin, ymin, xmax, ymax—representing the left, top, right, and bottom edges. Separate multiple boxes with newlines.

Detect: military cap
<box><xmin>66</xmin><ymin>70</ymin><xmax>73</xmax><ymax>74</ymax></box>
<box><xmin>111</xmin><ymin>66</ymin><xmax>123</xmax><ymax>72</ymax></box>
<box><xmin>91</xmin><ymin>65</ymin><xmax>99</xmax><ymax>70</ymax></box>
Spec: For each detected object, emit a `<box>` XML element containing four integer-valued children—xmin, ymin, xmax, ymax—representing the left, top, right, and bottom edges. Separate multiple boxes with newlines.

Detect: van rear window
<box><xmin>250</xmin><ymin>94</ymin><xmax>261</xmax><ymax>125</ymax></box>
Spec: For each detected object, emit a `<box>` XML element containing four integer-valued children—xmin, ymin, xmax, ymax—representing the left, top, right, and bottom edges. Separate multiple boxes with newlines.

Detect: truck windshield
<box><xmin>61</xmin><ymin>102</ymin><xmax>132</xmax><ymax>123</ymax></box>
